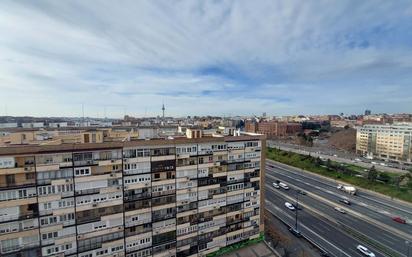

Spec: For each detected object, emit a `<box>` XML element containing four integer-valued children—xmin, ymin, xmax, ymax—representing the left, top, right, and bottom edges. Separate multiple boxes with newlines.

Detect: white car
<box><xmin>279</xmin><ymin>182</ymin><xmax>289</xmax><ymax>190</ymax></box>
<box><xmin>334</xmin><ymin>207</ymin><xmax>346</xmax><ymax>214</ymax></box>
<box><xmin>272</xmin><ymin>182</ymin><xmax>280</xmax><ymax>188</ymax></box>
<box><xmin>356</xmin><ymin>245</ymin><xmax>375</xmax><ymax>257</ymax></box>
<box><xmin>285</xmin><ymin>202</ymin><xmax>295</xmax><ymax>211</ymax></box>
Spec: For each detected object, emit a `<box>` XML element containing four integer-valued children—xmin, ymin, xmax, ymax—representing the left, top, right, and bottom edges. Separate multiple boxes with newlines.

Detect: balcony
<box><xmin>124</xmin><ymin>192</ymin><xmax>151</xmax><ymax>202</ymax></box>
<box><xmin>0</xmin><ymin>240</ymin><xmax>40</xmax><ymax>255</ymax></box>
<box><xmin>0</xmin><ymin>180</ymin><xmax>36</xmax><ymax>190</ymax></box>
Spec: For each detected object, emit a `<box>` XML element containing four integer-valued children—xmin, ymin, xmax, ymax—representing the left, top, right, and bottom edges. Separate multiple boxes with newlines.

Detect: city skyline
<box><xmin>1</xmin><ymin>1</ymin><xmax>412</xmax><ymax>117</ymax></box>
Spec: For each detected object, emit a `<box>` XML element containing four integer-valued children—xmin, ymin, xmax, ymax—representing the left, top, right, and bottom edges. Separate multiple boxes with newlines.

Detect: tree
<box><xmin>367</xmin><ymin>165</ymin><xmax>378</xmax><ymax>182</ymax></box>
<box><xmin>315</xmin><ymin>156</ymin><xmax>322</xmax><ymax>166</ymax></box>
<box><xmin>326</xmin><ymin>159</ymin><xmax>332</xmax><ymax>170</ymax></box>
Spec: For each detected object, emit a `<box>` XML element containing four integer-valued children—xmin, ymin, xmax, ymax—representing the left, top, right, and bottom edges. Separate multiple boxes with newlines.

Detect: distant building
<box><xmin>251</xmin><ymin>120</ymin><xmax>286</xmax><ymax>138</ymax></box>
<box><xmin>356</xmin><ymin>123</ymin><xmax>412</xmax><ymax>163</ymax></box>
<box><xmin>245</xmin><ymin>120</ymin><xmax>258</xmax><ymax>133</ymax></box>
<box><xmin>245</xmin><ymin>120</ymin><xmax>301</xmax><ymax>138</ymax></box>
<box><xmin>0</xmin><ymin>123</ymin><xmax>18</xmax><ymax>129</ymax></box>
<box><xmin>22</xmin><ymin>122</ymin><xmax>44</xmax><ymax>128</ymax></box>
<box><xmin>49</xmin><ymin>122</ymin><xmax>68</xmax><ymax>128</ymax></box>
<box><xmin>330</xmin><ymin>120</ymin><xmax>357</xmax><ymax>128</ymax></box>
<box><xmin>286</xmin><ymin>123</ymin><xmax>302</xmax><ymax>135</ymax></box>
<box><xmin>365</xmin><ymin>109</ymin><xmax>372</xmax><ymax>115</ymax></box>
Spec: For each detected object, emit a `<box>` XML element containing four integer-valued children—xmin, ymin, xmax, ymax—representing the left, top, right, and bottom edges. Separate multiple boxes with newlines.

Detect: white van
<box><xmin>279</xmin><ymin>182</ymin><xmax>289</xmax><ymax>190</ymax></box>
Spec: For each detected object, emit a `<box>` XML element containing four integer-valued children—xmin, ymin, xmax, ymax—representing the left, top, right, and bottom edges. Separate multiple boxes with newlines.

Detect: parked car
<box><xmin>392</xmin><ymin>217</ymin><xmax>406</xmax><ymax>224</ymax></box>
<box><xmin>356</xmin><ymin>245</ymin><xmax>375</xmax><ymax>257</ymax></box>
<box><xmin>272</xmin><ymin>182</ymin><xmax>280</xmax><ymax>189</ymax></box>
<box><xmin>339</xmin><ymin>199</ymin><xmax>351</xmax><ymax>205</ymax></box>
<box><xmin>334</xmin><ymin>207</ymin><xmax>346</xmax><ymax>214</ymax></box>
<box><xmin>285</xmin><ymin>202</ymin><xmax>295</xmax><ymax>211</ymax></box>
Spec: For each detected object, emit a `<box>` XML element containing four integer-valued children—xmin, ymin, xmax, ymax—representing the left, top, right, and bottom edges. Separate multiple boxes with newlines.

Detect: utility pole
<box><xmin>295</xmin><ymin>190</ymin><xmax>299</xmax><ymax>231</ymax></box>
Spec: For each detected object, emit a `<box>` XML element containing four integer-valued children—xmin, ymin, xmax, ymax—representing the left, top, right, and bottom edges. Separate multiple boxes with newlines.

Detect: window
<box><xmin>74</xmin><ymin>167</ymin><xmax>91</xmax><ymax>176</ymax></box>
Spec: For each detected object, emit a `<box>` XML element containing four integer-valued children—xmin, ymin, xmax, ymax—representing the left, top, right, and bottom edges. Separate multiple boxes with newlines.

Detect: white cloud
<box><xmin>0</xmin><ymin>0</ymin><xmax>411</xmax><ymax>117</ymax></box>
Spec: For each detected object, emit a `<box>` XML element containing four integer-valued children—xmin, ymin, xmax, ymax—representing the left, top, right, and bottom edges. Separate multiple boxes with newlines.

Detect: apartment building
<box><xmin>245</xmin><ymin>120</ymin><xmax>294</xmax><ymax>138</ymax></box>
<box><xmin>356</xmin><ymin>123</ymin><xmax>412</xmax><ymax>163</ymax></box>
<box><xmin>0</xmin><ymin>135</ymin><xmax>264</xmax><ymax>257</ymax></box>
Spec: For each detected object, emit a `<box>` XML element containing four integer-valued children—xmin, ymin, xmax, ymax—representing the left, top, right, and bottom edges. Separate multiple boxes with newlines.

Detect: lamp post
<box><xmin>295</xmin><ymin>189</ymin><xmax>299</xmax><ymax>231</ymax></box>
<box><xmin>406</xmin><ymin>240</ymin><xmax>410</xmax><ymax>257</ymax></box>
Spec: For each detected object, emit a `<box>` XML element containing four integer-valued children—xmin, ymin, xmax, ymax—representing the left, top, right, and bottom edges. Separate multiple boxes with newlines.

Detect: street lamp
<box><xmin>406</xmin><ymin>241</ymin><xmax>410</xmax><ymax>257</ymax></box>
<box><xmin>295</xmin><ymin>189</ymin><xmax>299</xmax><ymax>232</ymax></box>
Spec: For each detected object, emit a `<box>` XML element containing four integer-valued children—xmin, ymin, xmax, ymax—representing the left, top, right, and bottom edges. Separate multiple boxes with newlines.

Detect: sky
<box><xmin>0</xmin><ymin>0</ymin><xmax>412</xmax><ymax>118</ymax></box>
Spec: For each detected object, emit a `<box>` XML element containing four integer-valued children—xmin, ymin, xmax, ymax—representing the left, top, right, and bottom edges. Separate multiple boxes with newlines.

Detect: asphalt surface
<box><xmin>267</xmin><ymin>141</ymin><xmax>410</xmax><ymax>174</ymax></box>
<box><xmin>265</xmin><ymin>160</ymin><xmax>412</xmax><ymax>257</ymax></box>
<box><xmin>265</xmin><ymin>191</ymin><xmax>386</xmax><ymax>257</ymax></box>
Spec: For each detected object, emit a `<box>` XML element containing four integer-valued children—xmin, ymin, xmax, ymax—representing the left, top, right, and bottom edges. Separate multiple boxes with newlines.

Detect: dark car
<box><xmin>289</xmin><ymin>227</ymin><xmax>302</xmax><ymax>237</ymax></box>
<box><xmin>392</xmin><ymin>217</ymin><xmax>406</xmax><ymax>224</ymax></box>
<box><xmin>298</xmin><ymin>190</ymin><xmax>307</xmax><ymax>195</ymax></box>
<box><xmin>339</xmin><ymin>199</ymin><xmax>351</xmax><ymax>205</ymax></box>
<box><xmin>292</xmin><ymin>203</ymin><xmax>303</xmax><ymax>210</ymax></box>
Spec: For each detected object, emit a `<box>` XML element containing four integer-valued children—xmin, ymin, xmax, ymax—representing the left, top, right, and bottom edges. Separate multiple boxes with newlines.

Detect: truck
<box><xmin>337</xmin><ymin>184</ymin><xmax>357</xmax><ymax>195</ymax></box>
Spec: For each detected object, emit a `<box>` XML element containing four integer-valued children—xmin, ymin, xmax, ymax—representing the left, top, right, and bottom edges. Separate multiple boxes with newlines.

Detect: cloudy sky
<box><xmin>1</xmin><ymin>1</ymin><xmax>412</xmax><ymax>118</ymax></box>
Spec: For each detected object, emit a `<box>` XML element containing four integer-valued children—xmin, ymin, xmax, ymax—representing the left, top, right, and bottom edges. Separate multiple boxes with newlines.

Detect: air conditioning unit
<box><xmin>92</xmin><ymin>203</ymin><xmax>98</xmax><ymax>207</ymax></box>
<box><xmin>110</xmin><ymin>174</ymin><xmax>115</xmax><ymax>177</ymax></box>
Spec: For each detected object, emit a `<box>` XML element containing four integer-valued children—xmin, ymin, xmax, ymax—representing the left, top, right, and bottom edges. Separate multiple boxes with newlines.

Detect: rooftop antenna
<box><xmin>162</xmin><ymin>101</ymin><xmax>165</xmax><ymax>119</ymax></box>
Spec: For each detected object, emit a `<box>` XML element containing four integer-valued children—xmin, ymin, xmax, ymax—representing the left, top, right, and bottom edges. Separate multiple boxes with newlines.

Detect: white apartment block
<box><xmin>356</xmin><ymin>123</ymin><xmax>412</xmax><ymax>163</ymax></box>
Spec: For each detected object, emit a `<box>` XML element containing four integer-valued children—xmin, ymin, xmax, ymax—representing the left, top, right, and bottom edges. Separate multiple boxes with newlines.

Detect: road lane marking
<box><xmin>266</xmin><ymin>171</ymin><xmax>412</xmax><ymax>241</ymax></box>
<box><xmin>265</xmin><ymin>200</ymin><xmax>352</xmax><ymax>257</ymax></box>
<box><xmin>266</xmin><ymin>183</ymin><xmax>409</xmax><ymax>256</ymax></box>
<box><xmin>267</xmin><ymin>160</ymin><xmax>412</xmax><ymax>216</ymax></box>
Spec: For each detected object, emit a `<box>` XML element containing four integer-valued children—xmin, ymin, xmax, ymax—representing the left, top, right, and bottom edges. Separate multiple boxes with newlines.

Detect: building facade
<box><xmin>0</xmin><ymin>135</ymin><xmax>264</xmax><ymax>257</ymax></box>
<box><xmin>356</xmin><ymin>123</ymin><xmax>412</xmax><ymax>163</ymax></box>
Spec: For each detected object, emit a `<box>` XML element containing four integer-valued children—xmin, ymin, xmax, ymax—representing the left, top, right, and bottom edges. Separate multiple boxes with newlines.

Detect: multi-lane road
<box><xmin>265</xmin><ymin>159</ymin><xmax>412</xmax><ymax>257</ymax></box>
<box><xmin>267</xmin><ymin>140</ymin><xmax>409</xmax><ymax>174</ymax></box>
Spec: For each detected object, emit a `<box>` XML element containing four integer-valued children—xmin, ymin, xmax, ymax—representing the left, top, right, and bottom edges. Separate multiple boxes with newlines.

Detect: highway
<box><xmin>265</xmin><ymin>160</ymin><xmax>412</xmax><ymax>257</ymax></box>
<box><xmin>267</xmin><ymin>140</ymin><xmax>409</xmax><ymax>174</ymax></box>
<box><xmin>265</xmin><ymin>190</ymin><xmax>386</xmax><ymax>257</ymax></box>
